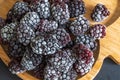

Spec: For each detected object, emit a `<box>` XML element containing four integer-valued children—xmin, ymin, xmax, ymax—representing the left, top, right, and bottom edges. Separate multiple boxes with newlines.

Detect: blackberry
<box><xmin>17</xmin><ymin>24</ymin><xmax>35</xmax><ymax>46</ymax></box>
<box><xmin>11</xmin><ymin>1</ymin><xmax>31</xmax><ymax>21</ymax></box>
<box><xmin>75</xmin><ymin>34</ymin><xmax>97</xmax><ymax>51</ymax></box>
<box><xmin>0</xmin><ymin>22</ymin><xmax>17</xmax><ymax>42</ymax></box>
<box><xmin>21</xmin><ymin>47</ymin><xmax>43</xmax><ymax>70</ymax></box>
<box><xmin>60</xmin><ymin>68</ymin><xmax>77</xmax><ymax>80</ymax></box>
<box><xmin>69</xmin><ymin>15</ymin><xmax>90</xmax><ymax>36</ymax></box>
<box><xmin>0</xmin><ymin>17</ymin><xmax>5</xmax><ymax>28</ymax></box>
<box><xmin>51</xmin><ymin>0</ymin><xmax>70</xmax><ymax>24</ymax></box>
<box><xmin>8</xmin><ymin>57</ymin><xmax>26</xmax><ymax>74</ymax></box>
<box><xmin>32</xmin><ymin>59</ymin><xmax>46</xmax><ymax>79</ymax></box>
<box><xmin>44</xmin><ymin>63</ymin><xmax>61</xmax><ymax>80</ymax></box>
<box><xmin>53</xmin><ymin>28</ymin><xmax>71</xmax><ymax>47</ymax></box>
<box><xmin>69</xmin><ymin>0</ymin><xmax>86</xmax><ymax>18</ymax></box>
<box><xmin>20</xmin><ymin>12</ymin><xmax>40</xmax><ymax>30</ymax></box>
<box><xmin>47</xmin><ymin>49</ymin><xmax>76</xmax><ymax>73</ymax></box>
<box><xmin>31</xmin><ymin>35</ymin><xmax>61</xmax><ymax>55</ymax></box>
<box><xmin>90</xmin><ymin>24</ymin><xmax>106</xmax><ymax>40</ymax></box>
<box><xmin>8</xmin><ymin>37</ymin><xmax>25</xmax><ymax>59</ymax></box>
<box><xmin>72</xmin><ymin>44</ymin><xmax>94</xmax><ymax>75</ymax></box>
<box><xmin>31</xmin><ymin>0</ymin><xmax>51</xmax><ymax>19</ymax></box>
<box><xmin>91</xmin><ymin>3</ymin><xmax>110</xmax><ymax>22</ymax></box>
<box><xmin>37</xmin><ymin>19</ymin><xmax>58</xmax><ymax>33</ymax></box>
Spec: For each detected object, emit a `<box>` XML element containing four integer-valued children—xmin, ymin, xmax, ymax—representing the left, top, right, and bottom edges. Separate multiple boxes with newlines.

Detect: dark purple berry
<box><xmin>91</xmin><ymin>3</ymin><xmax>110</xmax><ymax>22</ymax></box>
<box><xmin>90</xmin><ymin>24</ymin><xmax>106</xmax><ymax>40</ymax></box>
<box><xmin>69</xmin><ymin>15</ymin><xmax>90</xmax><ymax>36</ymax></box>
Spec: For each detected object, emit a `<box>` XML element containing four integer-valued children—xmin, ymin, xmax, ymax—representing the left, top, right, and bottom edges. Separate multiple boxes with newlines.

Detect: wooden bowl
<box><xmin>0</xmin><ymin>0</ymin><xmax>120</xmax><ymax>80</ymax></box>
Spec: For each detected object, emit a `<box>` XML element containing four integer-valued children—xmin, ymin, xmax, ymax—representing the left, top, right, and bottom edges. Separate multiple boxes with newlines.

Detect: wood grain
<box><xmin>0</xmin><ymin>0</ymin><xmax>120</xmax><ymax>80</ymax></box>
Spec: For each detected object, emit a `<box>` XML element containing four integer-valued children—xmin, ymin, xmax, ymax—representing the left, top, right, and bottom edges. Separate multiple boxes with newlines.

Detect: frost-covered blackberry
<box><xmin>91</xmin><ymin>3</ymin><xmax>110</xmax><ymax>22</ymax></box>
<box><xmin>51</xmin><ymin>0</ymin><xmax>70</xmax><ymax>24</ymax></box>
<box><xmin>75</xmin><ymin>34</ymin><xmax>97</xmax><ymax>51</ymax></box>
<box><xmin>0</xmin><ymin>22</ymin><xmax>17</xmax><ymax>42</ymax></box>
<box><xmin>20</xmin><ymin>12</ymin><xmax>40</xmax><ymax>29</ymax></box>
<box><xmin>69</xmin><ymin>0</ymin><xmax>86</xmax><ymax>18</ymax></box>
<box><xmin>17</xmin><ymin>24</ymin><xmax>35</xmax><ymax>46</ymax></box>
<box><xmin>21</xmin><ymin>48</ymin><xmax>43</xmax><ymax>70</ymax></box>
<box><xmin>31</xmin><ymin>0</ymin><xmax>51</xmax><ymax>19</ymax></box>
<box><xmin>70</xmin><ymin>15</ymin><xmax>90</xmax><ymax>36</ymax></box>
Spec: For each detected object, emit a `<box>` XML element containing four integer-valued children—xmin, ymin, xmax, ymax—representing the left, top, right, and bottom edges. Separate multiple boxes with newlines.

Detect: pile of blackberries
<box><xmin>0</xmin><ymin>0</ymin><xmax>110</xmax><ymax>80</ymax></box>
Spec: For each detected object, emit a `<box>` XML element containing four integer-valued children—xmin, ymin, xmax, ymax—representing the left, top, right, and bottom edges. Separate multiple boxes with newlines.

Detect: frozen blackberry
<box><xmin>0</xmin><ymin>17</ymin><xmax>5</xmax><ymax>28</ymax></box>
<box><xmin>69</xmin><ymin>0</ymin><xmax>86</xmax><ymax>18</ymax></box>
<box><xmin>60</xmin><ymin>68</ymin><xmax>77</xmax><ymax>80</ymax></box>
<box><xmin>48</xmin><ymin>49</ymin><xmax>76</xmax><ymax>73</ymax></box>
<box><xmin>32</xmin><ymin>59</ymin><xmax>46</xmax><ymax>79</ymax></box>
<box><xmin>75</xmin><ymin>34</ymin><xmax>97</xmax><ymax>51</ymax></box>
<box><xmin>20</xmin><ymin>12</ymin><xmax>40</xmax><ymax>30</ymax></box>
<box><xmin>69</xmin><ymin>15</ymin><xmax>90</xmax><ymax>36</ymax></box>
<box><xmin>90</xmin><ymin>24</ymin><xmax>106</xmax><ymax>40</ymax></box>
<box><xmin>17</xmin><ymin>24</ymin><xmax>35</xmax><ymax>46</ymax></box>
<box><xmin>21</xmin><ymin>47</ymin><xmax>43</xmax><ymax>70</ymax></box>
<box><xmin>37</xmin><ymin>19</ymin><xmax>58</xmax><ymax>33</ymax></box>
<box><xmin>8</xmin><ymin>37</ymin><xmax>25</xmax><ymax>59</ymax></box>
<box><xmin>91</xmin><ymin>3</ymin><xmax>110</xmax><ymax>22</ymax></box>
<box><xmin>31</xmin><ymin>35</ymin><xmax>61</xmax><ymax>55</ymax></box>
<box><xmin>31</xmin><ymin>0</ymin><xmax>51</xmax><ymax>19</ymax></box>
<box><xmin>72</xmin><ymin>44</ymin><xmax>94</xmax><ymax>75</ymax></box>
<box><xmin>0</xmin><ymin>22</ymin><xmax>17</xmax><ymax>42</ymax></box>
<box><xmin>50</xmin><ymin>0</ymin><xmax>70</xmax><ymax>3</ymax></box>
<box><xmin>8</xmin><ymin>57</ymin><xmax>26</xmax><ymax>74</ymax></box>
<box><xmin>11</xmin><ymin>1</ymin><xmax>31</xmax><ymax>21</ymax></box>
<box><xmin>44</xmin><ymin>63</ymin><xmax>61</xmax><ymax>80</ymax></box>
<box><xmin>51</xmin><ymin>0</ymin><xmax>70</xmax><ymax>24</ymax></box>
<box><xmin>53</xmin><ymin>28</ymin><xmax>71</xmax><ymax>47</ymax></box>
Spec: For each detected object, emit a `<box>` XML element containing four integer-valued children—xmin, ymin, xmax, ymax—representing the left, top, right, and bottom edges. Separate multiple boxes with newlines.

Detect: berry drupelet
<box><xmin>91</xmin><ymin>3</ymin><xmax>110</xmax><ymax>22</ymax></box>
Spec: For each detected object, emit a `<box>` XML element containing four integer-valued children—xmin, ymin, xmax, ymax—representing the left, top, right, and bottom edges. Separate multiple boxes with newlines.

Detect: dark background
<box><xmin>0</xmin><ymin>58</ymin><xmax>120</xmax><ymax>80</ymax></box>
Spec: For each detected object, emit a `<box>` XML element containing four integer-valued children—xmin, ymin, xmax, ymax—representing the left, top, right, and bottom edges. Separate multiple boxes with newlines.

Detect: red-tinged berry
<box><xmin>17</xmin><ymin>24</ymin><xmax>35</xmax><ymax>46</ymax></box>
<box><xmin>53</xmin><ymin>28</ymin><xmax>71</xmax><ymax>47</ymax></box>
<box><xmin>91</xmin><ymin>3</ymin><xmax>110</xmax><ymax>22</ymax></box>
<box><xmin>8</xmin><ymin>57</ymin><xmax>26</xmax><ymax>74</ymax></box>
<box><xmin>21</xmin><ymin>47</ymin><xmax>43</xmax><ymax>70</ymax></box>
<box><xmin>20</xmin><ymin>12</ymin><xmax>40</xmax><ymax>30</ymax></box>
<box><xmin>69</xmin><ymin>0</ymin><xmax>86</xmax><ymax>18</ymax></box>
<box><xmin>51</xmin><ymin>0</ymin><xmax>70</xmax><ymax>24</ymax></box>
<box><xmin>75</xmin><ymin>34</ymin><xmax>98</xmax><ymax>51</ymax></box>
<box><xmin>90</xmin><ymin>24</ymin><xmax>106</xmax><ymax>40</ymax></box>
<box><xmin>69</xmin><ymin>15</ymin><xmax>90</xmax><ymax>36</ymax></box>
<box><xmin>72</xmin><ymin>44</ymin><xmax>94</xmax><ymax>75</ymax></box>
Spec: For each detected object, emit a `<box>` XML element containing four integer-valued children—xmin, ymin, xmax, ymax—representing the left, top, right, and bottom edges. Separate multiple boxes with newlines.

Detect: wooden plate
<box><xmin>0</xmin><ymin>0</ymin><xmax>120</xmax><ymax>80</ymax></box>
